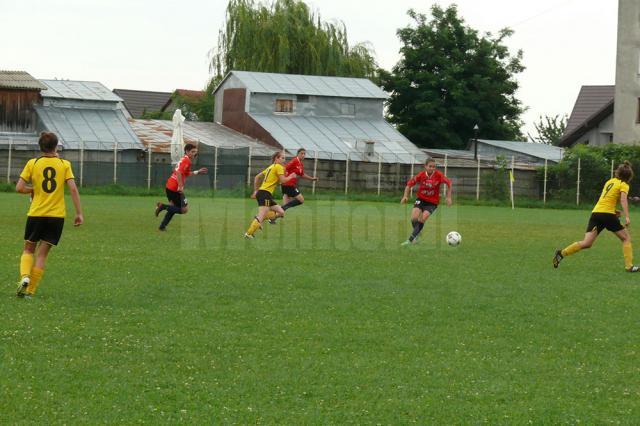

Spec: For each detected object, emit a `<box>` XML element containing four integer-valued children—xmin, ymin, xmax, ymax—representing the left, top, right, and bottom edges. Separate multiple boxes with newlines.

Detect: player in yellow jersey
<box><xmin>244</xmin><ymin>151</ymin><xmax>296</xmax><ymax>239</ymax></box>
<box><xmin>15</xmin><ymin>132</ymin><xmax>84</xmax><ymax>298</ymax></box>
<box><xmin>553</xmin><ymin>161</ymin><xmax>638</xmax><ymax>272</ymax></box>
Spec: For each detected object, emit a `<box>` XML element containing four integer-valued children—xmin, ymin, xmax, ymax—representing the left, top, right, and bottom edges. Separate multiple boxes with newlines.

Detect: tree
<box><xmin>528</xmin><ymin>114</ymin><xmax>567</xmax><ymax>145</ymax></box>
<box><xmin>379</xmin><ymin>5</ymin><xmax>525</xmax><ymax>149</ymax></box>
<box><xmin>210</xmin><ymin>0</ymin><xmax>377</xmax><ymax>80</ymax></box>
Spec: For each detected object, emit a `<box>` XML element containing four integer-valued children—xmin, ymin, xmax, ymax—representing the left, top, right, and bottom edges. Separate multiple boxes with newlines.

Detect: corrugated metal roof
<box><xmin>249</xmin><ymin>113</ymin><xmax>424</xmax><ymax>163</ymax></box>
<box><xmin>129</xmin><ymin>119</ymin><xmax>277</xmax><ymax>155</ymax></box>
<box><xmin>113</xmin><ymin>89</ymin><xmax>173</xmax><ymax>118</ymax></box>
<box><xmin>35</xmin><ymin>105</ymin><xmax>142</xmax><ymax>150</ymax></box>
<box><xmin>564</xmin><ymin>85</ymin><xmax>614</xmax><ymax>136</ymax></box>
<box><xmin>217</xmin><ymin>71</ymin><xmax>388</xmax><ymax>99</ymax></box>
<box><xmin>40</xmin><ymin>80</ymin><xmax>122</xmax><ymax>102</ymax></box>
<box><xmin>476</xmin><ymin>139</ymin><xmax>564</xmax><ymax>162</ymax></box>
<box><xmin>0</xmin><ymin>71</ymin><xmax>46</xmax><ymax>90</ymax></box>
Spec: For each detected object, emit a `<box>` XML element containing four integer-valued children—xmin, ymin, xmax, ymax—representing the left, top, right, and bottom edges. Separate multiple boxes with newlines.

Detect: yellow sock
<box><xmin>561</xmin><ymin>242</ymin><xmax>582</xmax><ymax>257</ymax></box>
<box><xmin>27</xmin><ymin>267</ymin><xmax>44</xmax><ymax>295</ymax></box>
<box><xmin>20</xmin><ymin>253</ymin><xmax>34</xmax><ymax>278</ymax></box>
<box><xmin>246</xmin><ymin>219</ymin><xmax>262</xmax><ymax>236</ymax></box>
<box><xmin>623</xmin><ymin>242</ymin><xmax>633</xmax><ymax>269</ymax></box>
<box><xmin>265</xmin><ymin>211</ymin><xmax>277</xmax><ymax>220</ymax></box>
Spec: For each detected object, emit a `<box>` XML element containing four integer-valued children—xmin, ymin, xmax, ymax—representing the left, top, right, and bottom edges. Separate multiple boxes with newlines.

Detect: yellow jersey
<box><xmin>259</xmin><ymin>163</ymin><xmax>285</xmax><ymax>194</ymax></box>
<box><xmin>592</xmin><ymin>178</ymin><xmax>629</xmax><ymax>214</ymax></box>
<box><xmin>20</xmin><ymin>156</ymin><xmax>75</xmax><ymax>218</ymax></box>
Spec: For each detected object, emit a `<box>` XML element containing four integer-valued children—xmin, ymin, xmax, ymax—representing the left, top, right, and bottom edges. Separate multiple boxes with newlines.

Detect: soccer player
<box><xmin>15</xmin><ymin>132</ymin><xmax>83</xmax><ymax>298</ymax></box>
<box><xmin>244</xmin><ymin>151</ymin><xmax>297</xmax><ymax>239</ymax></box>
<box><xmin>553</xmin><ymin>161</ymin><xmax>639</xmax><ymax>272</ymax></box>
<box><xmin>155</xmin><ymin>143</ymin><xmax>207</xmax><ymax>231</ymax></box>
<box><xmin>280</xmin><ymin>148</ymin><xmax>318</xmax><ymax>212</ymax></box>
<box><xmin>400</xmin><ymin>158</ymin><xmax>453</xmax><ymax>245</ymax></box>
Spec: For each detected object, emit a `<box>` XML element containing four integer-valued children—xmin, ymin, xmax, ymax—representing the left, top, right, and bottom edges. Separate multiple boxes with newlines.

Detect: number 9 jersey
<box><xmin>592</xmin><ymin>177</ymin><xmax>629</xmax><ymax>215</ymax></box>
<box><xmin>20</xmin><ymin>157</ymin><xmax>75</xmax><ymax>218</ymax></box>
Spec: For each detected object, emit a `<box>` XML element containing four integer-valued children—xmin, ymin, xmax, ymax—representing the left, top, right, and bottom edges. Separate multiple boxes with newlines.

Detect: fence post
<box><xmin>476</xmin><ymin>157</ymin><xmax>481</xmax><ymax>201</ymax></box>
<box><xmin>377</xmin><ymin>153</ymin><xmax>382</xmax><ymax>196</ymax></box>
<box><xmin>213</xmin><ymin>146</ymin><xmax>218</xmax><ymax>191</ymax></box>
<box><xmin>344</xmin><ymin>152</ymin><xmax>350</xmax><ymax>195</ymax></box>
<box><xmin>246</xmin><ymin>146</ymin><xmax>252</xmax><ymax>187</ymax></box>
<box><xmin>312</xmin><ymin>150</ymin><xmax>318</xmax><ymax>194</ymax></box>
<box><xmin>80</xmin><ymin>139</ymin><xmax>84</xmax><ymax>187</ymax></box>
<box><xmin>7</xmin><ymin>138</ymin><xmax>12</xmax><ymax>184</ymax></box>
<box><xmin>147</xmin><ymin>148</ymin><xmax>152</xmax><ymax>191</ymax></box>
<box><xmin>576</xmin><ymin>157</ymin><xmax>581</xmax><ymax>205</ymax></box>
<box><xmin>113</xmin><ymin>141</ymin><xmax>118</xmax><ymax>184</ymax></box>
<box><xmin>543</xmin><ymin>159</ymin><xmax>548</xmax><ymax>205</ymax></box>
<box><xmin>510</xmin><ymin>155</ymin><xmax>515</xmax><ymax>210</ymax></box>
<box><xmin>611</xmin><ymin>159</ymin><xmax>614</xmax><ymax>178</ymax></box>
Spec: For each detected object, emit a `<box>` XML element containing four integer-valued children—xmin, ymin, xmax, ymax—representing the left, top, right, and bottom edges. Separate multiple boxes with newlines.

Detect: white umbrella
<box><xmin>171</xmin><ymin>108</ymin><xmax>186</xmax><ymax>166</ymax></box>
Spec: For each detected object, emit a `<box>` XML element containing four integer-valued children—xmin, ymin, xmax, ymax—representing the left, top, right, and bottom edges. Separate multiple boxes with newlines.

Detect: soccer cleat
<box><xmin>244</xmin><ymin>232</ymin><xmax>254</xmax><ymax>239</ymax></box>
<box><xmin>155</xmin><ymin>202</ymin><xmax>164</xmax><ymax>217</ymax></box>
<box><xmin>627</xmin><ymin>266</ymin><xmax>640</xmax><ymax>272</ymax></box>
<box><xmin>552</xmin><ymin>250</ymin><xmax>563</xmax><ymax>269</ymax></box>
<box><xmin>400</xmin><ymin>240</ymin><xmax>412</xmax><ymax>246</ymax></box>
<box><xmin>16</xmin><ymin>277</ymin><xmax>30</xmax><ymax>298</ymax></box>
<box><xmin>268</xmin><ymin>219</ymin><xmax>277</xmax><ymax>225</ymax></box>
<box><xmin>158</xmin><ymin>226</ymin><xmax>166</xmax><ymax>232</ymax></box>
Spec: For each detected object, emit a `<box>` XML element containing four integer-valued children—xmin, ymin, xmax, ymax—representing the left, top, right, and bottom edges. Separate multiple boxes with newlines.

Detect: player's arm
<box><xmin>176</xmin><ymin>171</ymin><xmax>184</xmax><ymax>192</ymax></box>
<box><xmin>66</xmin><ymin>179</ymin><xmax>84</xmax><ymax>226</ymax></box>
<box><xmin>301</xmin><ymin>173</ymin><xmax>318</xmax><ymax>181</ymax></box>
<box><xmin>279</xmin><ymin>172</ymin><xmax>297</xmax><ymax>184</ymax></box>
<box><xmin>401</xmin><ymin>178</ymin><xmax>416</xmax><ymax>204</ymax></box>
<box><xmin>444</xmin><ymin>177</ymin><xmax>453</xmax><ymax>206</ymax></box>
<box><xmin>193</xmin><ymin>167</ymin><xmax>208</xmax><ymax>175</ymax></box>
<box><xmin>621</xmin><ymin>191</ymin><xmax>630</xmax><ymax>227</ymax></box>
<box><xmin>251</xmin><ymin>172</ymin><xmax>264</xmax><ymax>198</ymax></box>
<box><xmin>15</xmin><ymin>178</ymin><xmax>33</xmax><ymax>195</ymax></box>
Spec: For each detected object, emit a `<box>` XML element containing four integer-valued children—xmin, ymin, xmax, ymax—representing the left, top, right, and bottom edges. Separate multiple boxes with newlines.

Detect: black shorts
<box><xmin>24</xmin><ymin>216</ymin><xmax>64</xmax><ymax>246</ymax></box>
<box><xmin>256</xmin><ymin>190</ymin><xmax>277</xmax><ymax>207</ymax></box>
<box><xmin>166</xmin><ymin>188</ymin><xmax>187</xmax><ymax>209</ymax></box>
<box><xmin>413</xmin><ymin>199</ymin><xmax>438</xmax><ymax>214</ymax></box>
<box><xmin>281</xmin><ymin>185</ymin><xmax>301</xmax><ymax>197</ymax></box>
<box><xmin>586</xmin><ymin>212</ymin><xmax>624</xmax><ymax>234</ymax></box>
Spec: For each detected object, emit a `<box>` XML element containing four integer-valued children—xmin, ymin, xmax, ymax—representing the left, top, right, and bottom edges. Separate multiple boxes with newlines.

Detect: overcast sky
<box><xmin>0</xmin><ymin>0</ymin><xmax>617</xmax><ymax>137</ymax></box>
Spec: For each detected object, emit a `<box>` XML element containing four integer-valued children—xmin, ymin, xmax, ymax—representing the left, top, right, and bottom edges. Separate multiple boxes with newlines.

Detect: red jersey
<box><xmin>407</xmin><ymin>170</ymin><xmax>451</xmax><ymax>205</ymax></box>
<box><xmin>166</xmin><ymin>155</ymin><xmax>192</xmax><ymax>191</ymax></box>
<box><xmin>283</xmin><ymin>156</ymin><xmax>304</xmax><ymax>187</ymax></box>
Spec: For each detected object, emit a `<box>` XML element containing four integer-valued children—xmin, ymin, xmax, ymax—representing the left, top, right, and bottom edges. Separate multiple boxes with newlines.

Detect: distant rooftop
<box><xmin>215</xmin><ymin>70</ymin><xmax>388</xmax><ymax>99</ymax></box>
<box><xmin>564</xmin><ymin>85</ymin><xmax>614</xmax><ymax>137</ymax></box>
<box><xmin>40</xmin><ymin>79</ymin><xmax>122</xmax><ymax>102</ymax></box>
<box><xmin>113</xmin><ymin>88</ymin><xmax>172</xmax><ymax>118</ymax></box>
<box><xmin>474</xmin><ymin>139</ymin><xmax>564</xmax><ymax>162</ymax></box>
<box><xmin>0</xmin><ymin>70</ymin><xmax>46</xmax><ymax>90</ymax></box>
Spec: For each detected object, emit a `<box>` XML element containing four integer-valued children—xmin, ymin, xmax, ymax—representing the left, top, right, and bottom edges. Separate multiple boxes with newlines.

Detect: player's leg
<box><xmin>613</xmin><ymin>227</ymin><xmax>638</xmax><ymax>271</ymax></box>
<box><xmin>17</xmin><ymin>240</ymin><xmax>36</xmax><ymax>297</ymax></box>
<box><xmin>26</xmin><ymin>242</ymin><xmax>53</xmax><ymax>296</ymax></box>
<box><xmin>271</xmin><ymin>204</ymin><xmax>286</xmax><ymax>219</ymax></box>
<box><xmin>402</xmin><ymin>207</ymin><xmax>423</xmax><ymax>245</ymax></box>
<box><xmin>554</xmin><ymin>230</ymin><xmax>599</xmax><ymax>268</ymax></box>
<box><xmin>159</xmin><ymin>191</ymin><xmax>185</xmax><ymax>230</ymax></box>
<box><xmin>282</xmin><ymin>188</ymin><xmax>303</xmax><ymax>211</ymax></box>
<box><xmin>246</xmin><ymin>205</ymin><xmax>269</xmax><ymax>238</ymax></box>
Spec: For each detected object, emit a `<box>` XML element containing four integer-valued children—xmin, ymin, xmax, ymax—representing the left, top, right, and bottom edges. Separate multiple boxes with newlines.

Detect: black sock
<box><xmin>418</xmin><ymin>222</ymin><xmax>425</xmax><ymax>232</ymax></box>
<box><xmin>409</xmin><ymin>219</ymin><xmax>421</xmax><ymax>241</ymax></box>
<box><xmin>282</xmin><ymin>199</ymin><xmax>303</xmax><ymax>211</ymax></box>
<box><xmin>159</xmin><ymin>211</ymin><xmax>175</xmax><ymax>229</ymax></box>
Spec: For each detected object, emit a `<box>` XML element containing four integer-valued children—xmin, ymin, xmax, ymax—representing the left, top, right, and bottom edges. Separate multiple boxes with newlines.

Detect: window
<box><xmin>275</xmin><ymin>99</ymin><xmax>293</xmax><ymax>113</ymax></box>
<box><xmin>297</xmin><ymin>95</ymin><xmax>309</xmax><ymax>103</ymax></box>
<box><xmin>341</xmin><ymin>103</ymin><xmax>355</xmax><ymax>116</ymax></box>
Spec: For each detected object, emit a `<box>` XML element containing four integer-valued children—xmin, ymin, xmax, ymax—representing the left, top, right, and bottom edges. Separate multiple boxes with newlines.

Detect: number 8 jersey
<box><xmin>592</xmin><ymin>177</ymin><xmax>629</xmax><ymax>214</ymax></box>
<box><xmin>20</xmin><ymin>156</ymin><xmax>75</xmax><ymax>217</ymax></box>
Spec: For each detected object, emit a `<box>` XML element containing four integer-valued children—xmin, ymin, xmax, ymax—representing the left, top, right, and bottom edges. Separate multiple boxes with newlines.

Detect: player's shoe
<box><xmin>268</xmin><ymin>219</ymin><xmax>277</xmax><ymax>225</ymax></box>
<box><xmin>552</xmin><ymin>250</ymin><xmax>563</xmax><ymax>268</ymax></box>
<box><xmin>400</xmin><ymin>240</ymin><xmax>412</xmax><ymax>246</ymax></box>
<box><xmin>155</xmin><ymin>202</ymin><xmax>164</xmax><ymax>217</ymax></box>
<box><xmin>244</xmin><ymin>232</ymin><xmax>254</xmax><ymax>239</ymax></box>
<box><xmin>16</xmin><ymin>277</ymin><xmax>30</xmax><ymax>298</ymax></box>
<box><xmin>627</xmin><ymin>266</ymin><xmax>640</xmax><ymax>272</ymax></box>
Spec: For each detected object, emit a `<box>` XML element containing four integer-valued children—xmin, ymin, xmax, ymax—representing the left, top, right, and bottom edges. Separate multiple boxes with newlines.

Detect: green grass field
<box><xmin>2</xmin><ymin>192</ymin><xmax>640</xmax><ymax>423</ymax></box>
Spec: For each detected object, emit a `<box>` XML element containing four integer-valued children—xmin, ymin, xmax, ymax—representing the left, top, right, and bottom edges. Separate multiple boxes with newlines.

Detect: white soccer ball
<box><xmin>446</xmin><ymin>231</ymin><xmax>461</xmax><ymax>247</ymax></box>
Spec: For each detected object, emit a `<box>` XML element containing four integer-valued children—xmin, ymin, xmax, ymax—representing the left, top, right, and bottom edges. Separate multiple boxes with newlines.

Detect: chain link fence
<box><xmin>0</xmin><ymin>137</ymin><xmax>612</xmax><ymax>204</ymax></box>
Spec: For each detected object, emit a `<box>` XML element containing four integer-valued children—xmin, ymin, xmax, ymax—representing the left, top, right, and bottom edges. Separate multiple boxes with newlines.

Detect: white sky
<box><xmin>0</xmin><ymin>0</ymin><xmax>617</xmax><ymax>137</ymax></box>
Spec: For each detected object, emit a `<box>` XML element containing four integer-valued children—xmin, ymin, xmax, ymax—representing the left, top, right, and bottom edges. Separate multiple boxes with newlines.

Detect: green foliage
<box><xmin>379</xmin><ymin>5</ymin><xmax>525</xmax><ymax>149</ymax></box>
<box><xmin>140</xmin><ymin>109</ymin><xmax>172</xmax><ymax>120</ymax></box>
<box><xmin>167</xmin><ymin>78</ymin><xmax>219</xmax><ymax>122</ymax></box>
<box><xmin>482</xmin><ymin>155</ymin><xmax>509</xmax><ymax>200</ymax></box>
<box><xmin>542</xmin><ymin>144</ymin><xmax>640</xmax><ymax>203</ymax></box>
<box><xmin>528</xmin><ymin>115</ymin><xmax>567</xmax><ymax>146</ymax></box>
<box><xmin>210</xmin><ymin>0</ymin><xmax>377</xmax><ymax>79</ymax></box>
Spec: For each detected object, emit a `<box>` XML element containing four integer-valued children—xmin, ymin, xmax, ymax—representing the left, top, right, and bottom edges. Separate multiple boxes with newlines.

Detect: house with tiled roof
<box><xmin>112</xmin><ymin>88</ymin><xmax>172</xmax><ymax>118</ymax></box>
<box><xmin>559</xmin><ymin>85</ymin><xmax>614</xmax><ymax>147</ymax></box>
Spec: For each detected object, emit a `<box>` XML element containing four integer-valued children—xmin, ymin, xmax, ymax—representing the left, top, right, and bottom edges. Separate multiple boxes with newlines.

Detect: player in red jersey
<box><xmin>400</xmin><ymin>158</ymin><xmax>453</xmax><ymax>245</ymax></box>
<box><xmin>270</xmin><ymin>148</ymin><xmax>318</xmax><ymax>222</ymax></box>
<box><xmin>155</xmin><ymin>143</ymin><xmax>207</xmax><ymax>231</ymax></box>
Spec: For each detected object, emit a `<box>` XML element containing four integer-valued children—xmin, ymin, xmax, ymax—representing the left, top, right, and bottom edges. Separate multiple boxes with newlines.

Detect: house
<box><xmin>112</xmin><ymin>88</ymin><xmax>172</xmax><ymax>119</ymax></box>
<box><xmin>559</xmin><ymin>85</ymin><xmax>614</xmax><ymax>147</ymax></box>
<box><xmin>0</xmin><ymin>70</ymin><xmax>46</xmax><ymax>134</ymax></box>
<box><xmin>212</xmin><ymin>70</ymin><xmax>425</xmax><ymax>164</ymax></box>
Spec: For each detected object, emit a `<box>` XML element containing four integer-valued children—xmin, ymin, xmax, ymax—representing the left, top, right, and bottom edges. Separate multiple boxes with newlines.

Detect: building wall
<box><xmin>0</xmin><ymin>89</ymin><xmax>40</xmax><ymax>132</ymax></box>
<box><xmin>220</xmin><ymin>88</ymin><xmax>281</xmax><ymax>149</ymax></box>
<box><xmin>248</xmin><ymin>93</ymin><xmax>384</xmax><ymax>119</ymax></box>
<box><xmin>614</xmin><ymin>0</ymin><xmax>640</xmax><ymax>144</ymax></box>
<box><xmin>214</xmin><ymin>74</ymin><xmax>249</xmax><ymax>124</ymax></box>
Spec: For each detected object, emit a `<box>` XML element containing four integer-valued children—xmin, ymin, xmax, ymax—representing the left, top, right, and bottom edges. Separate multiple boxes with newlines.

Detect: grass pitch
<box><xmin>2</xmin><ymin>193</ymin><xmax>640</xmax><ymax>423</ymax></box>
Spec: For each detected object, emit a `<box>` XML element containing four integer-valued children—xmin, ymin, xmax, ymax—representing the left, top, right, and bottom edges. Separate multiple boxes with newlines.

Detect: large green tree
<box><xmin>379</xmin><ymin>5</ymin><xmax>525</xmax><ymax>149</ymax></box>
<box><xmin>210</xmin><ymin>0</ymin><xmax>377</xmax><ymax>79</ymax></box>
